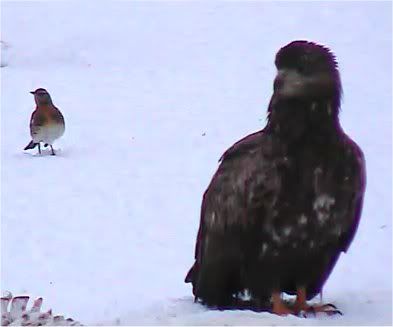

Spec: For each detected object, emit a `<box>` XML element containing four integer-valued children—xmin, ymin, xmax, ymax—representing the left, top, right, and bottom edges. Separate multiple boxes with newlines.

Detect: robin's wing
<box><xmin>29</xmin><ymin>110</ymin><xmax>47</xmax><ymax>137</ymax></box>
<box><xmin>51</xmin><ymin>107</ymin><xmax>65</xmax><ymax>125</ymax></box>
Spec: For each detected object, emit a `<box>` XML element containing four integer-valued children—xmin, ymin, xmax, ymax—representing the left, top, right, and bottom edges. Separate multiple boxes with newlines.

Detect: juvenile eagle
<box><xmin>185</xmin><ymin>40</ymin><xmax>366</xmax><ymax>315</ymax></box>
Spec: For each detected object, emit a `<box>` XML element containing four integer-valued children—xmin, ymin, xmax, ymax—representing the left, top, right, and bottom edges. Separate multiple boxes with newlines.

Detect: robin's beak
<box><xmin>30</xmin><ymin>91</ymin><xmax>35</xmax><ymax>95</ymax></box>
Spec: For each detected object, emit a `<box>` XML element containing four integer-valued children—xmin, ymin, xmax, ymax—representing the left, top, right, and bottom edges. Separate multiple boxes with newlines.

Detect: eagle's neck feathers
<box><xmin>266</xmin><ymin>98</ymin><xmax>341</xmax><ymax>145</ymax></box>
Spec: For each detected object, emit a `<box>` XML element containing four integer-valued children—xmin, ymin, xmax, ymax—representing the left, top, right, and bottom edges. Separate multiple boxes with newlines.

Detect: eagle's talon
<box><xmin>301</xmin><ymin>308</ymin><xmax>316</xmax><ymax>318</ymax></box>
<box><xmin>324</xmin><ymin>303</ymin><xmax>337</xmax><ymax>310</ymax></box>
<box><xmin>301</xmin><ymin>305</ymin><xmax>342</xmax><ymax>317</ymax></box>
<box><xmin>325</xmin><ymin>308</ymin><xmax>343</xmax><ymax>316</ymax></box>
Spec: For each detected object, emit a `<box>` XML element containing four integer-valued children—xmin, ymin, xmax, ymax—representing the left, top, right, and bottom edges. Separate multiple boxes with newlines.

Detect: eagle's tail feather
<box><xmin>185</xmin><ymin>264</ymin><xmax>195</xmax><ymax>283</ymax></box>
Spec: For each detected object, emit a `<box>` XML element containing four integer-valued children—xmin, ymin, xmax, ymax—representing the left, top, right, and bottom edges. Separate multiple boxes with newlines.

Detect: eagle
<box><xmin>185</xmin><ymin>40</ymin><xmax>366</xmax><ymax>316</ymax></box>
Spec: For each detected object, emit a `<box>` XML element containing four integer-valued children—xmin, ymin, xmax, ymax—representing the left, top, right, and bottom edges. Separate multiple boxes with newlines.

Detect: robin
<box><xmin>24</xmin><ymin>88</ymin><xmax>65</xmax><ymax>155</ymax></box>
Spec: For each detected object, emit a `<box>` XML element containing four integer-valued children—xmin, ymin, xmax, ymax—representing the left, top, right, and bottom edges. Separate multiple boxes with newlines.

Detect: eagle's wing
<box><xmin>301</xmin><ymin>136</ymin><xmax>366</xmax><ymax>300</ymax></box>
<box><xmin>219</xmin><ymin>130</ymin><xmax>265</xmax><ymax>162</ymax></box>
<box><xmin>337</xmin><ymin>136</ymin><xmax>366</xmax><ymax>253</ymax></box>
<box><xmin>187</xmin><ymin>131</ymin><xmax>282</xmax><ymax>283</ymax></box>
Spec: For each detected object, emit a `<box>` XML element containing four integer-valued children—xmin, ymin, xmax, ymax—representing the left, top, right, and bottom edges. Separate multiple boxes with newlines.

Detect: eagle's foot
<box><xmin>298</xmin><ymin>303</ymin><xmax>342</xmax><ymax>317</ymax></box>
<box><xmin>271</xmin><ymin>291</ymin><xmax>293</xmax><ymax>316</ymax></box>
<box><xmin>293</xmin><ymin>287</ymin><xmax>342</xmax><ymax>317</ymax></box>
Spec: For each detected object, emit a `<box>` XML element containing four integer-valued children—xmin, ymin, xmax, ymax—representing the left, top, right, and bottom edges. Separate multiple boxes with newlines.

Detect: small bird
<box><xmin>24</xmin><ymin>88</ymin><xmax>65</xmax><ymax>155</ymax></box>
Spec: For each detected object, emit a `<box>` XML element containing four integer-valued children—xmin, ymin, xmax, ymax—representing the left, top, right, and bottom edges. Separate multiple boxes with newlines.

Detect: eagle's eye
<box><xmin>297</xmin><ymin>55</ymin><xmax>316</xmax><ymax>75</ymax></box>
<box><xmin>297</xmin><ymin>65</ymin><xmax>308</xmax><ymax>75</ymax></box>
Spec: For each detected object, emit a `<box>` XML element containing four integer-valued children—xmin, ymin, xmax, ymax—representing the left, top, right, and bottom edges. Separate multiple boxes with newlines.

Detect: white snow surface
<box><xmin>1</xmin><ymin>1</ymin><xmax>392</xmax><ymax>325</ymax></box>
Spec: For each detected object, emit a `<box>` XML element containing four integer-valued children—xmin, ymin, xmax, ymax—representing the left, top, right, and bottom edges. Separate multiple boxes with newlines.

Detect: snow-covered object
<box><xmin>1</xmin><ymin>292</ymin><xmax>82</xmax><ymax>326</ymax></box>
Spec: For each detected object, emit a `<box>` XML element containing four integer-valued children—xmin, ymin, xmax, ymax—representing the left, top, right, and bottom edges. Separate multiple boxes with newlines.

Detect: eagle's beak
<box><xmin>274</xmin><ymin>69</ymin><xmax>304</xmax><ymax>96</ymax></box>
<box><xmin>274</xmin><ymin>70</ymin><xmax>285</xmax><ymax>92</ymax></box>
<box><xmin>30</xmin><ymin>91</ymin><xmax>35</xmax><ymax>95</ymax></box>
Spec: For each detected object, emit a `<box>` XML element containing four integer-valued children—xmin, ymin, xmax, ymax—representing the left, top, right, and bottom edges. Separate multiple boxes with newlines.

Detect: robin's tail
<box><xmin>24</xmin><ymin>140</ymin><xmax>38</xmax><ymax>150</ymax></box>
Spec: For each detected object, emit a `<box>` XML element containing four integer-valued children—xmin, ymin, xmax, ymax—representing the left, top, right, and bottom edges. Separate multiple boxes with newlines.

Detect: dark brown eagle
<box><xmin>185</xmin><ymin>40</ymin><xmax>366</xmax><ymax>316</ymax></box>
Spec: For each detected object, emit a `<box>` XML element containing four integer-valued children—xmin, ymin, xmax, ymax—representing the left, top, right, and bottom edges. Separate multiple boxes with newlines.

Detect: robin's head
<box><xmin>30</xmin><ymin>88</ymin><xmax>52</xmax><ymax>105</ymax></box>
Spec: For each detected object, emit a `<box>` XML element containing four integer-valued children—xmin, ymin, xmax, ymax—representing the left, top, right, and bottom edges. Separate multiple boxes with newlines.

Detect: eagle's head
<box><xmin>267</xmin><ymin>41</ymin><xmax>343</xmax><ymax>137</ymax></box>
<box><xmin>272</xmin><ymin>40</ymin><xmax>342</xmax><ymax>109</ymax></box>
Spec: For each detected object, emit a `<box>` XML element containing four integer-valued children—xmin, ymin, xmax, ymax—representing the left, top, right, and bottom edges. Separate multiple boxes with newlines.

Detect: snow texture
<box><xmin>1</xmin><ymin>1</ymin><xmax>392</xmax><ymax>325</ymax></box>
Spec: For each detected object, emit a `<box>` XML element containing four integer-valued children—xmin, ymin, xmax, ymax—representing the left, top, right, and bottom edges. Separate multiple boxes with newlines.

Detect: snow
<box><xmin>1</xmin><ymin>1</ymin><xmax>392</xmax><ymax>325</ymax></box>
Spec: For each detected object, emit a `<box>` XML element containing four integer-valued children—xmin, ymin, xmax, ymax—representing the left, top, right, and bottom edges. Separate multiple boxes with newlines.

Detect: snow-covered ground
<box><xmin>1</xmin><ymin>1</ymin><xmax>392</xmax><ymax>325</ymax></box>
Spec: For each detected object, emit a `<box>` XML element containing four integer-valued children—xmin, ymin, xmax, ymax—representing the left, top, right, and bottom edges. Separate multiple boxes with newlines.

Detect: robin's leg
<box><xmin>293</xmin><ymin>286</ymin><xmax>341</xmax><ymax>317</ymax></box>
<box><xmin>271</xmin><ymin>291</ymin><xmax>292</xmax><ymax>315</ymax></box>
<box><xmin>38</xmin><ymin>143</ymin><xmax>41</xmax><ymax>155</ymax></box>
<box><xmin>50</xmin><ymin>145</ymin><xmax>56</xmax><ymax>155</ymax></box>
